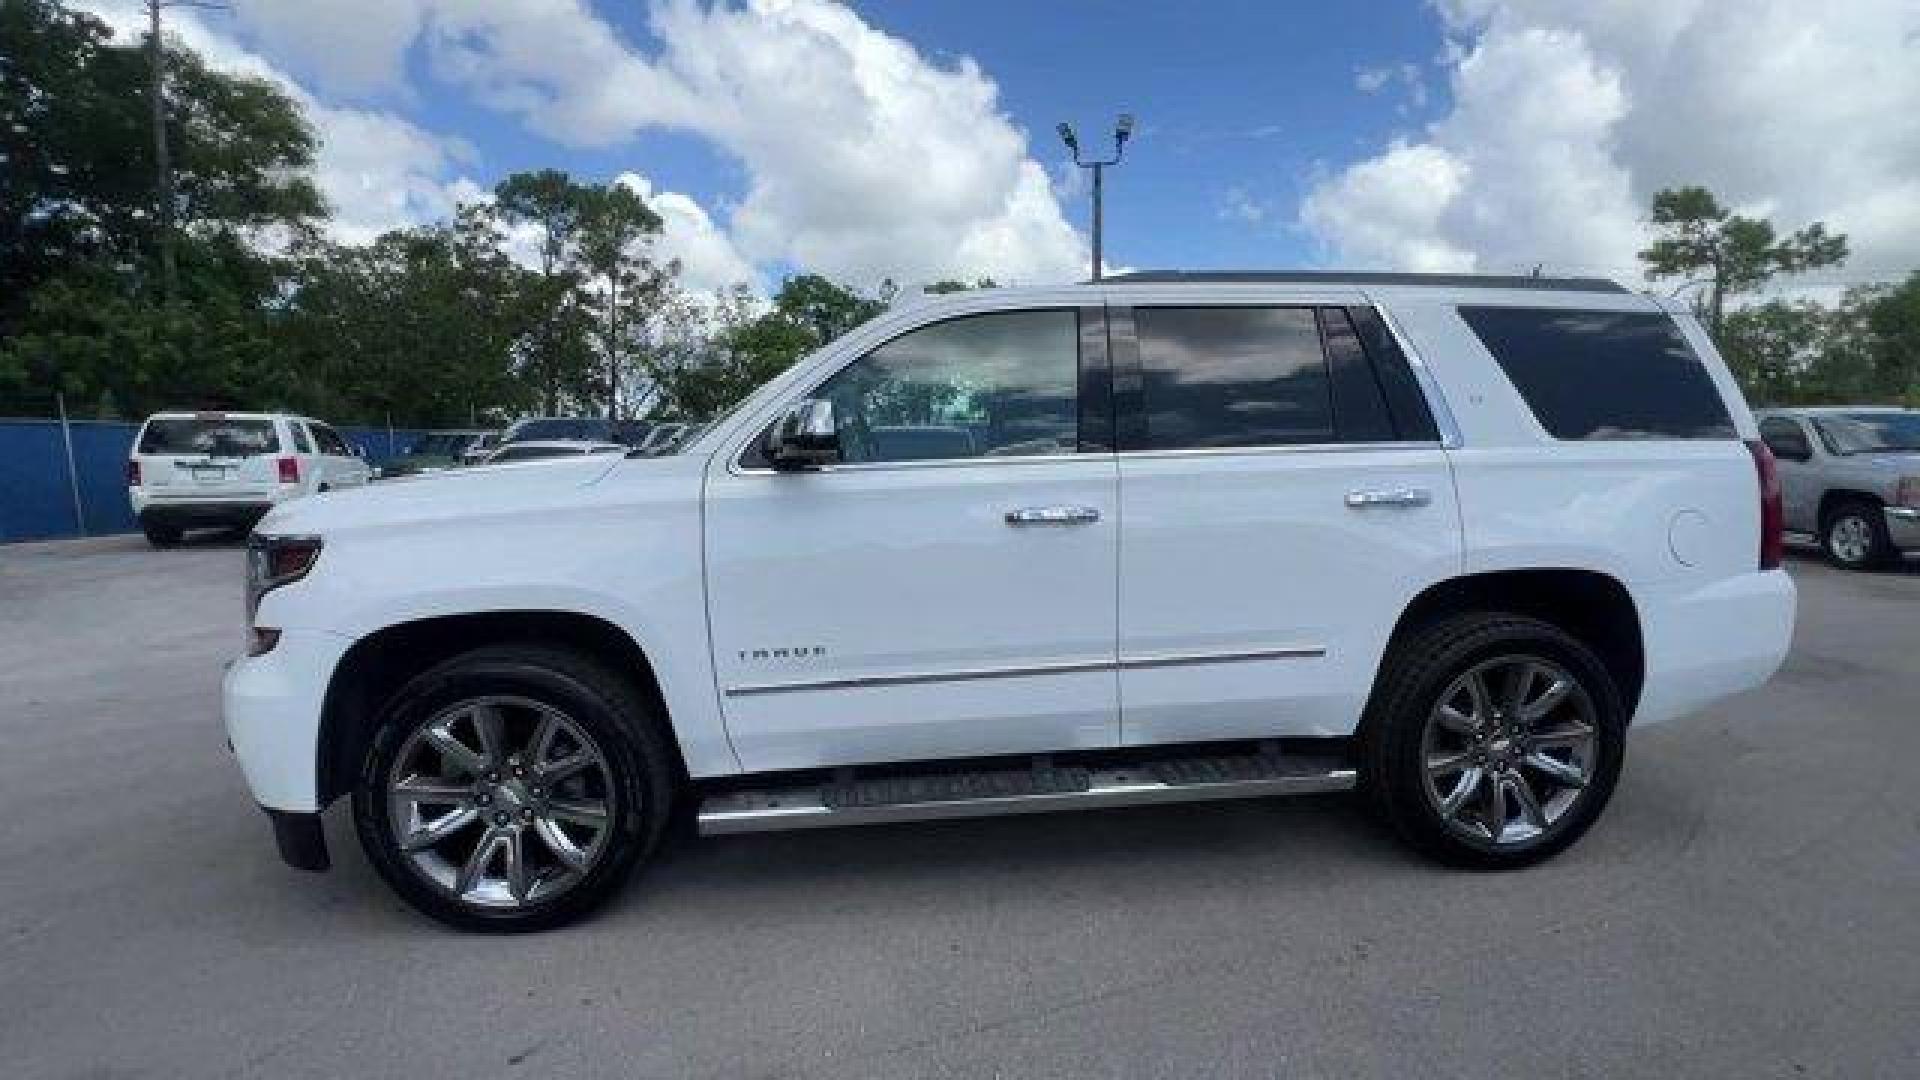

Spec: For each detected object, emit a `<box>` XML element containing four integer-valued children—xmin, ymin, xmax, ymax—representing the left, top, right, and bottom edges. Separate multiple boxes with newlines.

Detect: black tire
<box><xmin>1362</xmin><ymin>612</ymin><xmax>1625</xmax><ymax>870</ymax></box>
<box><xmin>1821</xmin><ymin>498</ymin><xmax>1893</xmax><ymax>570</ymax></box>
<box><xmin>141</xmin><ymin>520</ymin><xmax>183</xmax><ymax>547</ymax></box>
<box><xmin>353</xmin><ymin>644</ymin><xmax>676</xmax><ymax>932</ymax></box>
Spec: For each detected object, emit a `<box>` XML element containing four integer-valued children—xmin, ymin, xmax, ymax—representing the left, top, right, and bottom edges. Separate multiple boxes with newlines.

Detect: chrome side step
<box><xmin>696</xmin><ymin>752</ymin><xmax>1357</xmax><ymax>836</ymax></box>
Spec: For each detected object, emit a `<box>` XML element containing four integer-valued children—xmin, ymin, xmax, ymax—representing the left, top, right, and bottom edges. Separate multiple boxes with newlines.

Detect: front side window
<box><xmin>813</xmin><ymin>309</ymin><xmax>1081</xmax><ymax>464</ymax></box>
<box><xmin>312</xmin><ymin>425</ymin><xmax>351</xmax><ymax>456</ymax></box>
<box><xmin>1133</xmin><ymin>306</ymin><xmax>1334</xmax><ymax>450</ymax></box>
<box><xmin>1459</xmin><ymin>306</ymin><xmax>1735</xmax><ymax>441</ymax></box>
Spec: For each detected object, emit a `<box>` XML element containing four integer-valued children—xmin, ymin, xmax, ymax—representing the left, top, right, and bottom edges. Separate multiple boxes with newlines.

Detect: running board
<box><xmin>696</xmin><ymin>752</ymin><xmax>1357</xmax><ymax>836</ymax></box>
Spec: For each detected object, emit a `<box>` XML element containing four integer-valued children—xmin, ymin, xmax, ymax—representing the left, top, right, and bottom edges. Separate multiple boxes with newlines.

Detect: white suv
<box><xmin>128</xmin><ymin>411</ymin><xmax>371</xmax><ymax>546</ymax></box>
<box><xmin>224</xmin><ymin>273</ymin><xmax>1796</xmax><ymax>930</ymax></box>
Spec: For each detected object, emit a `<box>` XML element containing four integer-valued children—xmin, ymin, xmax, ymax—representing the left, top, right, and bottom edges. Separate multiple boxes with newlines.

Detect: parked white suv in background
<box><xmin>224</xmin><ymin>273</ymin><xmax>1796</xmax><ymax>931</ymax></box>
<box><xmin>128</xmin><ymin>411</ymin><xmax>371</xmax><ymax>546</ymax></box>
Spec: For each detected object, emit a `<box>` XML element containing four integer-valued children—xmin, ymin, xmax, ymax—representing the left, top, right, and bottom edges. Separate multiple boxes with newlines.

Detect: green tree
<box><xmin>1859</xmin><ymin>272</ymin><xmax>1920</xmax><ymax>404</ymax></box>
<box><xmin>1638</xmin><ymin>185</ymin><xmax>1848</xmax><ymax>339</ymax></box>
<box><xmin>0</xmin><ymin>0</ymin><xmax>321</xmax><ymax>417</ymax></box>
<box><xmin>772</xmin><ymin>273</ymin><xmax>893</xmax><ymax>346</ymax></box>
<box><xmin>575</xmin><ymin>183</ymin><xmax>664</xmax><ymax>419</ymax></box>
<box><xmin>491</xmin><ymin>169</ymin><xmax>595</xmax><ymax>414</ymax></box>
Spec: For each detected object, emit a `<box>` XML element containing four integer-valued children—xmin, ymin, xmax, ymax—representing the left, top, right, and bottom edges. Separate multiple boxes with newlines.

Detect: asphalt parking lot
<box><xmin>2</xmin><ymin>536</ymin><xmax>1917</xmax><ymax>1079</ymax></box>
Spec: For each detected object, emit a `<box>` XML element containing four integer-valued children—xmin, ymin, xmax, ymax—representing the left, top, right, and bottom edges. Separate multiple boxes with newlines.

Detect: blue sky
<box><xmin>86</xmin><ymin>0</ymin><xmax>1918</xmax><ymax>298</ymax></box>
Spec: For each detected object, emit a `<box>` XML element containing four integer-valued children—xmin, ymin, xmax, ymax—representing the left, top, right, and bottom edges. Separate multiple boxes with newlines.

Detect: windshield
<box><xmin>137</xmin><ymin>415</ymin><xmax>280</xmax><ymax>457</ymax></box>
<box><xmin>1816</xmin><ymin>412</ymin><xmax>1920</xmax><ymax>455</ymax></box>
<box><xmin>503</xmin><ymin>417</ymin><xmax>612</xmax><ymax>443</ymax></box>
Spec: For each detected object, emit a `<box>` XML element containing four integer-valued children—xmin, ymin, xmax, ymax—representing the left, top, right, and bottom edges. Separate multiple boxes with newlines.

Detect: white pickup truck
<box><xmin>224</xmin><ymin>273</ymin><xmax>1796</xmax><ymax>931</ymax></box>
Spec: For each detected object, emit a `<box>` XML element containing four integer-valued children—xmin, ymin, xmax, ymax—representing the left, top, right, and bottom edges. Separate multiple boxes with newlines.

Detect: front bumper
<box><xmin>266</xmin><ymin>809</ymin><xmax>330</xmax><ymax>872</ymax></box>
<box><xmin>1885</xmin><ymin>506</ymin><xmax>1920</xmax><ymax>551</ymax></box>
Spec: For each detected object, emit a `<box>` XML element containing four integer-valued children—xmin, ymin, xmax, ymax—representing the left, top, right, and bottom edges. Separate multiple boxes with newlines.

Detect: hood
<box><xmin>259</xmin><ymin>453</ymin><xmax>630</xmax><ymax>535</ymax></box>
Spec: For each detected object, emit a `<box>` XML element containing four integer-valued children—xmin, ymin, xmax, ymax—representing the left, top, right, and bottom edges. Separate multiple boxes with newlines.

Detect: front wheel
<box><xmin>1823</xmin><ymin>500</ymin><xmax>1893</xmax><ymax>570</ymax></box>
<box><xmin>1363</xmin><ymin>613</ymin><xmax>1625</xmax><ymax>869</ymax></box>
<box><xmin>353</xmin><ymin>645</ymin><xmax>675</xmax><ymax>931</ymax></box>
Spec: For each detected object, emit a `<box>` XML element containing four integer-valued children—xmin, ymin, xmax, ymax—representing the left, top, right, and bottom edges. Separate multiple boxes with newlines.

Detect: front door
<box><xmin>704</xmin><ymin>306</ymin><xmax>1120</xmax><ymax>773</ymax></box>
<box><xmin>1111</xmin><ymin>301</ymin><xmax>1463</xmax><ymax>745</ymax></box>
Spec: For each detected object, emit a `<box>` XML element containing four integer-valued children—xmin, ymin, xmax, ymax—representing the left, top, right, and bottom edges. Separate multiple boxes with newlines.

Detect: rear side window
<box><xmin>1133</xmin><ymin>307</ymin><xmax>1333</xmax><ymax>450</ymax></box>
<box><xmin>1459</xmin><ymin>307</ymin><xmax>1734</xmax><ymax>440</ymax></box>
<box><xmin>137</xmin><ymin>416</ymin><xmax>280</xmax><ymax>456</ymax></box>
<box><xmin>1127</xmin><ymin>306</ymin><xmax>1438</xmax><ymax>451</ymax></box>
<box><xmin>291</xmin><ymin>423</ymin><xmax>314</xmax><ymax>453</ymax></box>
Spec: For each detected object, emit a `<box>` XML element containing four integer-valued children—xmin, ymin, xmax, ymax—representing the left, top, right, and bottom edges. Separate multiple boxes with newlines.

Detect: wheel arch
<box><xmin>315</xmin><ymin>610</ymin><xmax>683</xmax><ymax>808</ymax></box>
<box><xmin>1818</xmin><ymin>487</ymin><xmax>1884</xmax><ymax>524</ymax></box>
<box><xmin>1372</xmin><ymin>567</ymin><xmax>1645</xmax><ymax>721</ymax></box>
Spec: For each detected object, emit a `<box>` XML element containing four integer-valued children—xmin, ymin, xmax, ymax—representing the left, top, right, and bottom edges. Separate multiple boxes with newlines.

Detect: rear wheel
<box><xmin>1822</xmin><ymin>499</ymin><xmax>1892</xmax><ymax>570</ymax></box>
<box><xmin>1364</xmin><ymin>613</ymin><xmax>1625</xmax><ymax>869</ymax></box>
<box><xmin>141</xmin><ymin>520</ymin><xmax>183</xmax><ymax>547</ymax></box>
<box><xmin>353</xmin><ymin>644</ymin><xmax>674</xmax><ymax>932</ymax></box>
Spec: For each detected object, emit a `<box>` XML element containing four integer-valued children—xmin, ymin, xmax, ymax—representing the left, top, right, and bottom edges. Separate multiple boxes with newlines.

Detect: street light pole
<box><xmin>1057</xmin><ymin>114</ymin><xmax>1133</xmax><ymax>282</ymax></box>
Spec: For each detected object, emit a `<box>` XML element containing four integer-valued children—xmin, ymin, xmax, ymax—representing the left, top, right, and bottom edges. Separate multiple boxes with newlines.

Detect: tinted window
<box><xmin>490</xmin><ymin>444</ymin><xmax>581</xmax><ymax>463</ymax></box>
<box><xmin>814</xmin><ymin>309</ymin><xmax>1080</xmax><ymax>463</ymax></box>
<box><xmin>1133</xmin><ymin>307</ymin><xmax>1333</xmax><ymax>450</ymax></box>
<box><xmin>1814</xmin><ymin>412</ymin><xmax>1920</xmax><ymax>455</ymax></box>
<box><xmin>1459</xmin><ymin>307</ymin><xmax>1734</xmax><ymax>440</ymax></box>
<box><xmin>138</xmin><ymin>416</ymin><xmax>280</xmax><ymax>457</ymax></box>
<box><xmin>1318</xmin><ymin>308</ymin><xmax>1395</xmax><ymax>442</ymax></box>
<box><xmin>311</xmin><ymin>424</ymin><xmax>352</xmax><ymax>455</ymax></box>
<box><xmin>1758</xmin><ymin>417</ymin><xmax>1812</xmax><ymax>460</ymax></box>
<box><xmin>1346</xmin><ymin>306</ymin><xmax>1439</xmax><ymax>441</ymax></box>
<box><xmin>504</xmin><ymin>417</ymin><xmax>613</xmax><ymax>443</ymax></box>
<box><xmin>291</xmin><ymin>422</ymin><xmax>314</xmax><ymax>454</ymax></box>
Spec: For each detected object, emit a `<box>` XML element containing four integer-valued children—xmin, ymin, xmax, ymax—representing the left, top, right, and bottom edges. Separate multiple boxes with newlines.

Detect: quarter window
<box><xmin>1132</xmin><ymin>307</ymin><xmax>1334</xmax><ymax>450</ymax></box>
<box><xmin>1459</xmin><ymin>307</ymin><xmax>1735</xmax><ymax>441</ymax></box>
<box><xmin>813</xmin><ymin>309</ymin><xmax>1081</xmax><ymax>464</ymax></box>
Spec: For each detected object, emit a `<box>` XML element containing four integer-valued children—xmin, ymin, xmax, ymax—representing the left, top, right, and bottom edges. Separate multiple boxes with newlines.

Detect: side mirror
<box><xmin>767</xmin><ymin>398</ymin><xmax>841</xmax><ymax>470</ymax></box>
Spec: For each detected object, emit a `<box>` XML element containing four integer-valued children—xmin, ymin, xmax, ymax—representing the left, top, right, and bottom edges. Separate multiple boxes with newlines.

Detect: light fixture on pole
<box><xmin>1058</xmin><ymin>113</ymin><xmax>1133</xmax><ymax>281</ymax></box>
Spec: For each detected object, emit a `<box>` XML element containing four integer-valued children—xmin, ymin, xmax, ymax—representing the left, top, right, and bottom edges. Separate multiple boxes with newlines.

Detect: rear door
<box><xmin>308</xmin><ymin>422</ymin><xmax>370</xmax><ymax>488</ymax></box>
<box><xmin>1111</xmin><ymin>298</ymin><xmax>1462</xmax><ymax>745</ymax></box>
<box><xmin>133</xmin><ymin>413</ymin><xmax>282</xmax><ymax>500</ymax></box>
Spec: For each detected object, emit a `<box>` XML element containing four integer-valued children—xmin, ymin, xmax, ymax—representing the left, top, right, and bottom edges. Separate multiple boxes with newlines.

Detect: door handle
<box><xmin>1345</xmin><ymin>487</ymin><xmax>1432</xmax><ymax>509</ymax></box>
<box><xmin>1005</xmin><ymin>505</ymin><xmax>1101</xmax><ymax>526</ymax></box>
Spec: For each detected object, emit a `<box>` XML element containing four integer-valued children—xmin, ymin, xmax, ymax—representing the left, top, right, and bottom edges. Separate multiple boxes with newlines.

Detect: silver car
<box><xmin>1756</xmin><ymin>407</ymin><xmax>1920</xmax><ymax>569</ymax></box>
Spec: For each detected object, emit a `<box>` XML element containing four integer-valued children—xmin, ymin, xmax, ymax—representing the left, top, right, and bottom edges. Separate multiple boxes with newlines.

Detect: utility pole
<box><xmin>147</xmin><ymin>0</ymin><xmax>176</xmax><ymax>302</ymax></box>
<box><xmin>1057</xmin><ymin>114</ymin><xmax>1133</xmax><ymax>281</ymax></box>
<box><xmin>144</xmin><ymin>0</ymin><xmax>226</xmax><ymax>303</ymax></box>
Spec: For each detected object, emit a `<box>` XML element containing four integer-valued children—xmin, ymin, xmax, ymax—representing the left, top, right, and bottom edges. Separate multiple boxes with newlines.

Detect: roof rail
<box><xmin>1101</xmin><ymin>271</ymin><xmax>1629</xmax><ymax>294</ymax></box>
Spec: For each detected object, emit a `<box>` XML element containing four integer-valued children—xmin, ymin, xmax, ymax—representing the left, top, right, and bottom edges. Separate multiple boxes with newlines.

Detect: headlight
<box><xmin>245</xmin><ymin>534</ymin><xmax>323</xmax><ymax>651</ymax></box>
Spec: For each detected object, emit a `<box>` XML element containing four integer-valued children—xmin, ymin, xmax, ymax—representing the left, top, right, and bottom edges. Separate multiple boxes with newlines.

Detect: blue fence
<box><xmin>0</xmin><ymin>419</ymin><xmax>431</xmax><ymax>543</ymax></box>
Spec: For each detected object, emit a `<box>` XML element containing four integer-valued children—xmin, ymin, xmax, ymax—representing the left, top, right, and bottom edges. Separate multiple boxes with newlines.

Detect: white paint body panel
<box><xmin>221</xmin><ymin>282</ymin><xmax>1794</xmax><ymax>816</ymax></box>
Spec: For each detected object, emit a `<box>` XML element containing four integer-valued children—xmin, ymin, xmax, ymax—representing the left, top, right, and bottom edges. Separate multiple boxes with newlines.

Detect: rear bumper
<box><xmin>1635</xmin><ymin>569</ymin><xmax>1797</xmax><ymax>726</ymax></box>
<box><xmin>137</xmin><ymin>501</ymin><xmax>274</xmax><ymax>530</ymax></box>
<box><xmin>1885</xmin><ymin>506</ymin><xmax>1920</xmax><ymax>551</ymax></box>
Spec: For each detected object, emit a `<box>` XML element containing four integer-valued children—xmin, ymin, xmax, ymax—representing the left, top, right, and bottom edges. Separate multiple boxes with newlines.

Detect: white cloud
<box><xmin>1218</xmin><ymin>186</ymin><xmax>1270</xmax><ymax>225</ymax></box>
<box><xmin>613</xmin><ymin>172</ymin><xmax>758</xmax><ymax>295</ymax></box>
<box><xmin>1306</xmin><ymin>1</ymin><xmax>1920</xmax><ymax>290</ymax></box>
<box><xmin>419</xmin><ymin>0</ymin><xmax>1089</xmax><ymax>286</ymax></box>
<box><xmin>230</xmin><ymin>0</ymin><xmax>424</xmax><ymax>97</ymax></box>
<box><xmin>75</xmin><ymin>1</ymin><xmax>477</xmax><ymax>245</ymax></box>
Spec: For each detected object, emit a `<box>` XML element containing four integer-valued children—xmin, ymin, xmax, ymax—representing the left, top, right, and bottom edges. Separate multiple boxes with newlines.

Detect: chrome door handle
<box><xmin>1345</xmin><ymin>487</ymin><xmax>1432</xmax><ymax>508</ymax></box>
<box><xmin>1005</xmin><ymin>505</ymin><xmax>1101</xmax><ymax>526</ymax></box>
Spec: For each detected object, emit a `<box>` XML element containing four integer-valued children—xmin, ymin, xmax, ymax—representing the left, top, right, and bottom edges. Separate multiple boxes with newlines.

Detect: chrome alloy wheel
<box><xmin>1829</xmin><ymin>514</ymin><xmax>1872</xmax><ymax>564</ymax></box>
<box><xmin>386</xmin><ymin>695</ymin><xmax>616</xmax><ymax>909</ymax></box>
<box><xmin>1419</xmin><ymin>655</ymin><xmax>1598</xmax><ymax>847</ymax></box>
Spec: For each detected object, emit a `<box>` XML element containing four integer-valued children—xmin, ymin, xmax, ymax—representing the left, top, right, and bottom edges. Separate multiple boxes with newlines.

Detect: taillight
<box><xmin>126</xmin><ymin>460</ymin><xmax>141</xmax><ymax>486</ymax></box>
<box><xmin>277</xmin><ymin>456</ymin><xmax>300</xmax><ymax>484</ymax></box>
<box><xmin>1746</xmin><ymin>439</ymin><xmax>1784</xmax><ymax>570</ymax></box>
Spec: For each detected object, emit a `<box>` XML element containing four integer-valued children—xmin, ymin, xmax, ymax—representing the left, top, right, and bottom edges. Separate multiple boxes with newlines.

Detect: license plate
<box><xmin>192</xmin><ymin>467</ymin><xmax>227</xmax><ymax>485</ymax></box>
